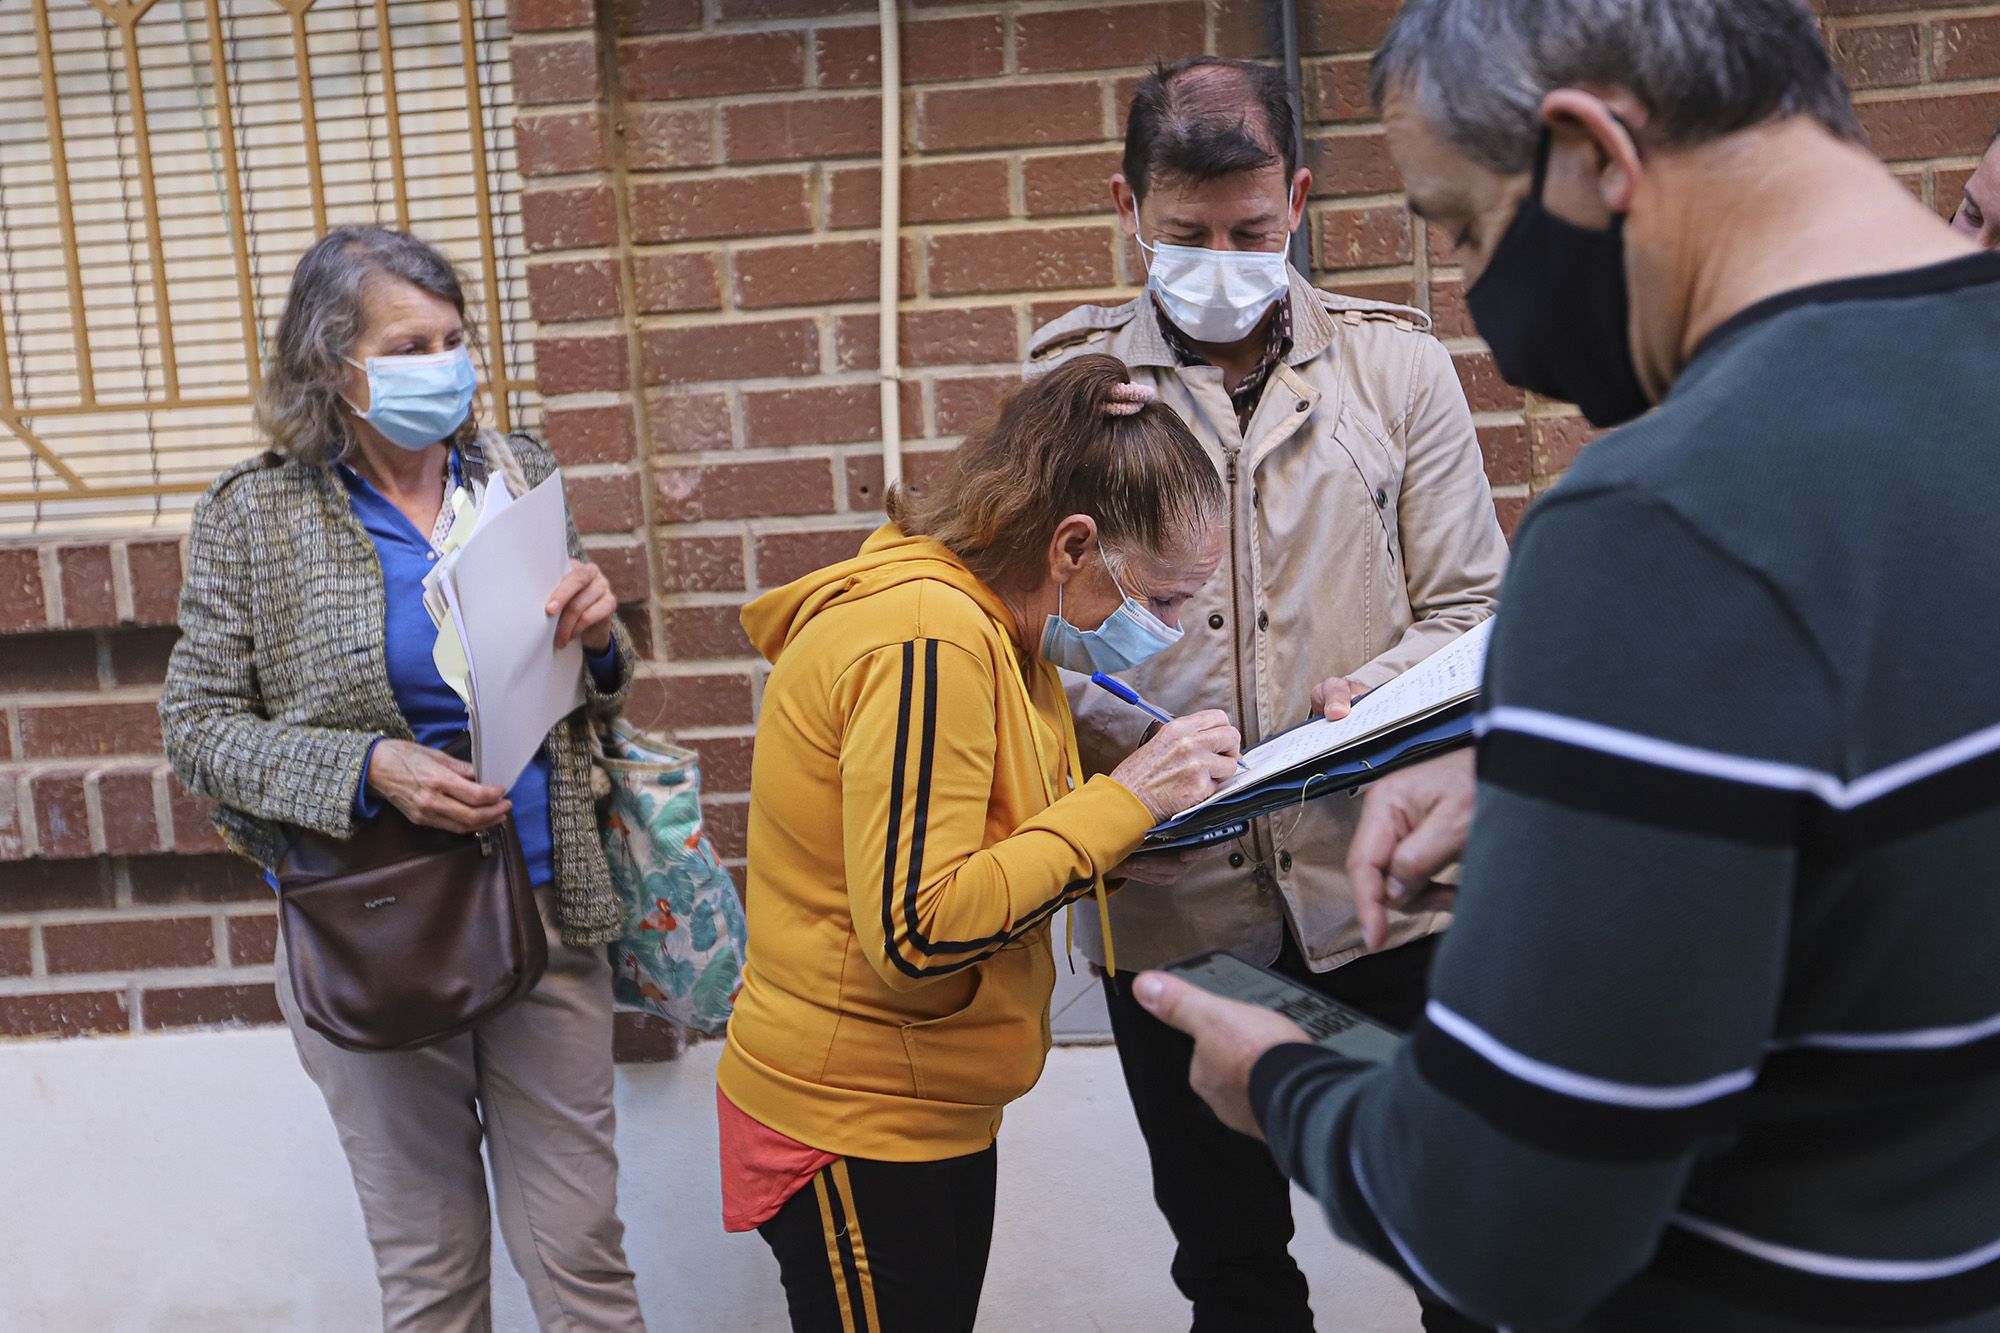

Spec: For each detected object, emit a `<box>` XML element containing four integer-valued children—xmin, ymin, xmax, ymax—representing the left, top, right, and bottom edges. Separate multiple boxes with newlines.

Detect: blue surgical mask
<box><xmin>342</xmin><ymin>345</ymin><xmax>477</xmax><ymax>450</ymax></box>
<box><xmin>1040</xmin><ymin>568</ymin><xmax>1184</xmax><ymax>674</ymax></box>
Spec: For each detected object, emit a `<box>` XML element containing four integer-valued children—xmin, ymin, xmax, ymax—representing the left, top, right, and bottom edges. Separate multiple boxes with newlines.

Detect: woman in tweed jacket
<box><xmin>161</xmin><ymin>228</ymin><xmax>647</xmax><ymax>1332</ymax></box>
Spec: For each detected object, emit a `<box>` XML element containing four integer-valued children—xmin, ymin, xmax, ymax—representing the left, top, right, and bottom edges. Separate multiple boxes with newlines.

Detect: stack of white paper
<box><xmin>423</xmin><ymin>471</ymin><xmax>586</xmax><ymax>789</ymax></box>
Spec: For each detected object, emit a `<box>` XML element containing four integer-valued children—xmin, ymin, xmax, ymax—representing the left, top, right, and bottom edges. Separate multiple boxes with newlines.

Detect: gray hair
<box><xmin>256</xmin><ymin>226</ymin><xmax>479</xmax><ymax>466</ymax></box>
<box><xmin>1370</xmin><ymin>0</ymin><xmax>1863</xmax><ymax>175</ymax></box>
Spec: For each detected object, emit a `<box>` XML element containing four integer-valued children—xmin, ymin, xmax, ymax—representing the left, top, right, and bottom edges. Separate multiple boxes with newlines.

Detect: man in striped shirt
<box><xmin>1134</xmin><ymin>1</ymin><xmax>2000</xmax><ymax>1328</ymax></box>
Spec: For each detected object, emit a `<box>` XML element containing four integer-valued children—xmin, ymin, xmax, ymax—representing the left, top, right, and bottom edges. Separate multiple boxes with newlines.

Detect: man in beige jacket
<box><xmin>1026</xmin><ymin>57</ymin><xmax>1505</xmax><ymax>1332</ymax></box>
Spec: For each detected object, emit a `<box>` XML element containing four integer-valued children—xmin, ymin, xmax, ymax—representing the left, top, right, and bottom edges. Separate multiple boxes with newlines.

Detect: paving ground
<box><xmin>1</xmin><ymin>959</ymin><xmax>1421</xmax><ymax>1332</ymax></box>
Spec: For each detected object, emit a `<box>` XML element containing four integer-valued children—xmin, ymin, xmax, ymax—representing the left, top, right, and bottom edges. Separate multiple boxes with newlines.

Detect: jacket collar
<box><xmin>1116</xmin><ymin>265</ymin><xmax>1336</xmax><ymax>371</ymax></box>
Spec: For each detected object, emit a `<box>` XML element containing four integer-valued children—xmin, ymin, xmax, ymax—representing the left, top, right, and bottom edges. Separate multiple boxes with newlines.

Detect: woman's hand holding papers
<box><xmin>1110</xmin><ymin>710</ymin><xmax>1243</xmax><ymax>821</ymax></box>
<box><xmin>365</xmin><ymin>739</ymin><xmax>512</xmax><ymax>834</ymax></box>
<box><xmin>1346</xmin><ymin>749</ymin><xmax>1474</xmax><ymax>951</ymax></box>
<box><xmin>545</xmin><ymin>558</ymin><xmax>617</xmax><ymax>654</ymax></box>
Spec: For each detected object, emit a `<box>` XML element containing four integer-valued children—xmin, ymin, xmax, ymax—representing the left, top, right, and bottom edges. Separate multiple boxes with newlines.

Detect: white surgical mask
<box><xmin>1137</xmin><ymin>194</ymin><xmax>1296</xmax><ymax>345</ymax></box>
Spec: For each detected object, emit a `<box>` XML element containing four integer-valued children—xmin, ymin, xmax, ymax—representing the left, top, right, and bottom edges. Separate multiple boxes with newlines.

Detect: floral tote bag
<box><xmin>598</xmin><ymin>723</ymin><xmax>747</xmax><ymax>1036</ymax></box>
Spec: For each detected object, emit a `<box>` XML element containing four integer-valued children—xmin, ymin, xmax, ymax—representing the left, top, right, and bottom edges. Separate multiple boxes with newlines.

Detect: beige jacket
<box><xmin>1025</xmin><ymin>269</ymin><xmax>1508</xmax><ymax>971</ymax></box>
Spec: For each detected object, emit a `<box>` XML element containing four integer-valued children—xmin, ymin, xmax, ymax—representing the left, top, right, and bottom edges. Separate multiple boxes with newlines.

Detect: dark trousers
<box><xmin>759</xmin><ymin>1148</ymin><xmax>998</xmax><ymax>1333</ymax></box>
<box><xmin>1103</xmin><ymin>931</ymin><xmax>1487</xmax><ymax>1332</ymax></box>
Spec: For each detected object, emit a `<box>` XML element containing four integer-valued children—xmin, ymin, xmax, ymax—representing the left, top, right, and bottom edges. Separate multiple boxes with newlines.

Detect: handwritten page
<box><xmin>1184</xmin><ymin>619</ymin><xmax>1492</xmax><ymax>813</ymax></box>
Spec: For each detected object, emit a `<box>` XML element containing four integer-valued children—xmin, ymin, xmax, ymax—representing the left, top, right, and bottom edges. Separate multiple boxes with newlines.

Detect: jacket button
<box><xmin>1294</xmin><ymin>400</ymin><xmax>1309</xmax><ymax>413</ymax></box>
<box><xmin>1207</xmin><ymin>612</ymin><xmax>1225</xmax><ymax>630</ymax></box>
<box><xmin>1257</xmin><ymin>610</ymin><xmax>1269</xmax><ymax>632</ymax></box>
<box><xmin>1374</xmin><ymin>488</ymin><xmax>1388</xmax><ymax>507</ymax></box>
<box><xmin>1279</xmin><ymin>850</ymin><xmax>1293</xmax><ymax>872</ymax></box>
<box><xmin>1228</xmin><ymin>852</ymin><xmax>1245</xmax><ymax>869</ymax></box>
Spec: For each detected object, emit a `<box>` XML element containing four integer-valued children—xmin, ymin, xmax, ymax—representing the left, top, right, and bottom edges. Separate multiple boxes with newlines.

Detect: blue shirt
<box><xmin>273</xmin><ymin>451</ymin><xmax>615</xmax><ymax>888</ymax></box>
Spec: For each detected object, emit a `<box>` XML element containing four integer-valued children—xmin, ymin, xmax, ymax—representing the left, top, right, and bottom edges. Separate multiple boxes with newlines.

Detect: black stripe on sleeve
<box><xmin>881</xmin><ymin>643</ymin><xmax>924</xmax><ymax>981</ymax></box>
<box><xmin>1654</xmin><ymin>1222</ymin><xmax>2000</xmax><ymax>1327</ymax></box>
<box><xmin>1409</xmin><ymin>1017</ymin><xmax>1751</xmax><ymax>1162</ymax></box>
<box><xmin>901</xmin><ymin>638</ymin><xmax>988</xmax><ymax>956</ymax></box>
<box><xmin>1814</xmin><ymin>746</ymin><xmax>2000</xmax><ymax>858</ymax></box>
<box><xmin>880</xmin><ymin>638</ymin><xmax>1100</xmax><ymax>976</ymax></box>
<box><xmin>1759</xmin><ymin>1030</ymin><xmax>2000</xmax><ymax>1098</ymax></box>
<box><xmin>1477</xmin><ymin>728</ymin><xmax>1801</xmax><ymax>846</ymax></box>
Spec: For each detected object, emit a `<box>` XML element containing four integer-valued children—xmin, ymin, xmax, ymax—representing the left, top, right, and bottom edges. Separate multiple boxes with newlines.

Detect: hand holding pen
<box><xmin>1091</xmin><ymin>672</ymin><xmax>1251</xmax><ymax>775</ymax></box>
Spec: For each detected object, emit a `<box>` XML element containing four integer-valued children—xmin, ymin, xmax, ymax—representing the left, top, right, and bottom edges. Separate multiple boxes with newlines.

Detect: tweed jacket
<box><xmin>159</xmin><ymin>430</ymin><xmax>635</xmax><ymax>946</ymax></box>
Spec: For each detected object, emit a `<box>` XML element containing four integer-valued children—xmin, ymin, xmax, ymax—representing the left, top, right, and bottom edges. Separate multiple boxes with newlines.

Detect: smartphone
<box><xmin>1163</xmin><ymin>949</ymin><xmax>1405</xmax><ymax>1064</ymax></box>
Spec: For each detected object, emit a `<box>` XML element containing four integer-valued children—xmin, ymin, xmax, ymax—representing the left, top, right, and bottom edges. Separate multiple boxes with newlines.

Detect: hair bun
<box><xmin>1104</xmin><ymin>381</ymin><xmax>1157</xmax><ymax>417</ymax></box>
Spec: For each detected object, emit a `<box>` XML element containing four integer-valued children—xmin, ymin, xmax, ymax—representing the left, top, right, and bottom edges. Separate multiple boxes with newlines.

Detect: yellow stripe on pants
<box><xmin>812</xmin><ymin>1172</ymin><xmax>858</xmax><ymax>1333</ymax></box>
<box><xmin>830</xmin><ymin>1160</ymin><xmax>883</xmax><ymax>1332</ymax></box>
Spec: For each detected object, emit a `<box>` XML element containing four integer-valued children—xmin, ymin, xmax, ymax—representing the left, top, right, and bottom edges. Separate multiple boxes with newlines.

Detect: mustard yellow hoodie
<box><xmin>717</xmin><ymin>525</ymin><xmax>1155</xmax><ymax>1161</ymax></box>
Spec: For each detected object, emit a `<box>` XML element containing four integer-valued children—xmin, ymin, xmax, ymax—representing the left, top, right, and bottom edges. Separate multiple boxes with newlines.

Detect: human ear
<box><xmin>1112</xmin><ymin>175</ymin><xmax>1142</xmax><ymax>239</ymax></box>
<box><xmin>1287</xmin><ymin>167</ymin><xmax>1313</xmax><ymax>230</ymax></box>
<box><xmin>1540</xmin><ymin>88</ymin><xmax>1645</xmax><ymax>220</ymax></box>
<box><xmin>1049</xmin><ymin>515</ymin><xmax>1098</xmax><ymax>583</ymax></box>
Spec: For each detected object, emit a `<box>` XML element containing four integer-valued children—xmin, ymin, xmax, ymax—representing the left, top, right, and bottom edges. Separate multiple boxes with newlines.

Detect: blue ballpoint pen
<box><xmin>1088</xmin><ymin>672</ymin><xmax>1249</xmax><ymax>771</ymax></box>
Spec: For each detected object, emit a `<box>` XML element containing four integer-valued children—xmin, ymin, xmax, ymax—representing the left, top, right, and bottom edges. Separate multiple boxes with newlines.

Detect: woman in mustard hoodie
<box><xmin>718</xmin><ymin>355</ymin><xmax>1240</xmax><ymax>1331</ymax></box>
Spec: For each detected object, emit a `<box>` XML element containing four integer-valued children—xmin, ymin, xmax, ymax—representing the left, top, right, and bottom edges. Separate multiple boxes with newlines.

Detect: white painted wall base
<box><xmin>0</xmin><ymin>1028</ymin><xmax>1419</xmax><ymax>1332</ymax></box>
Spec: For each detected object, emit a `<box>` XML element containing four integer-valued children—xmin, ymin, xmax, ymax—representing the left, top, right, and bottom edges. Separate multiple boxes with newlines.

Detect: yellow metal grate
<box><xmin>0</xmin><ymin>0</ymin><xmax>537</xmax><ymax>535</ymax></box>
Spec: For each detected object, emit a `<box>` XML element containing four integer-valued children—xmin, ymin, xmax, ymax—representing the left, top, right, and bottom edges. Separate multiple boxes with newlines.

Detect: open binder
<box><xmin>1141</xmin><ymin>620</ymin><xmax>1492</xmax><ymax>851</ymax></box>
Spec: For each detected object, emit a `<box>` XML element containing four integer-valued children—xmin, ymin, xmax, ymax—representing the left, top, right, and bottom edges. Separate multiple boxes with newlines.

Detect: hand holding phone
<box><xmin>1161</xmin><ymin>950</ymin><xmax>1404</xmax><ymax>1065</ymax></box>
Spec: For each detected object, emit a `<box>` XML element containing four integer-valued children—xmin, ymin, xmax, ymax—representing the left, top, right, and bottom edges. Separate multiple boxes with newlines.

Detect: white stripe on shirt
<box><xmin>1427</xmin><ymin>1001</ymin><xmax>1757</xmax><ymax>1109</ymax></box>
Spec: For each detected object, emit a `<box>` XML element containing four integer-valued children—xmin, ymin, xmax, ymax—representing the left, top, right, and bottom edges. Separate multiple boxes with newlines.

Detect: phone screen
<box><xmin>1165</xmin><ymin>951</ymin><xmax>1405</xmax><ymax>1065</ymax></box>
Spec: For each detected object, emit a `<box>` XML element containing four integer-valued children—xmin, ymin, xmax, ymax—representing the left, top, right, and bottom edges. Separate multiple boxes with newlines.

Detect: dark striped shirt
<box><xmin>1251</xmin><ymin>253</ymin><xmax>2000</xmax><ymax>1331</ymax></box>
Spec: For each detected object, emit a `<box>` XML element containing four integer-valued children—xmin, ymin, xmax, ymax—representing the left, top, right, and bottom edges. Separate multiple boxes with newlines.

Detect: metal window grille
<box><xmin>0</xmin><ymin>0</ymin><xmax>536</xmax><ymax>536</ymax></box>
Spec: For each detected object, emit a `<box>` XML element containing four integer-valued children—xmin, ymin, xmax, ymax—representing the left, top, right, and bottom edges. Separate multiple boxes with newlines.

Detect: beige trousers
<box><xmin>275</xmin><ymin>888</ymin><xmax>646</xmax><ymax>1333</ymax></box>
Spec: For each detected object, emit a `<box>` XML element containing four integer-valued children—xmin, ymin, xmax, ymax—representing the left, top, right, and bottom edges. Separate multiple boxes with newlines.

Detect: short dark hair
<box><xmin>1371</xmin><ymin>0</ymin><xmax>1862</xmax><ymax>175</ymax></box>
<box><xmin>1122</xmin><ymin>57</ymin><xmax>1299</xmax><ymax>203</ymax></box>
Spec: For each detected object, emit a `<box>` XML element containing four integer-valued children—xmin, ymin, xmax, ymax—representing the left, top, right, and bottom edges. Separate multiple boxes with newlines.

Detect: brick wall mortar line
<box><xmin>37</xmin><ymin>546</ymin><xmax>62</xmax><ymax>630</ymax></box>
<box><xmin>110</xmin><ymin>541</ymin><xmax>136</xmax><ymax>623</ymax></box>
<box><xmin>512</xmin><ymin>31</ymin><xmax>593</xmax><ymax>50</ymax></box>
<box><xmin>0</xmin><ymin>966</ymin><xmax>268</xmax><ymax>999</ymax></box>
<box><xmin>82</xmin><ymin>774</ymin><xmax>106</xmax><ymax>857</ymax></box>
<box><xmin>508</xmin><ymin>97</ymin><xmax>605</xmax><ymax>114</ymax></box>
<box><xmin>9</xmin><ymin>688</ymin><xmax>173</xmax><ymax>708</ymax></box>
<box><xmin>1825</xmin><ymin>4</ymin><xmax>2000</xmax><ymax>28</ymax></box>
<box><xmin>0</xmin><ymin>904</ymin><xmax>228</xmax><ymax>930</ymax></box>
<box><xmin>149</xmin><ymin>769</ymin><xmax>172</xmax><ymax>856</ymax></box>
<box><xmin>652</xmin><ymin>140</ymin><xmax>1133</xmax><ymax>170</ymax></box>
<box><xmin>685</xmin><ymin>0</ymin><xmax>1169</xmax><ymax>34</ymax></box>
<box><xmin>26</xmin><ymin>921</ymin><xmax>45</xmax><ymax>979</ymax></box>
<box><xmin>534</xmin><ymin>315</ymin><xmax>627</xmax><ymax>335</ymax></box>
<box><xmin>13</xmin><ymin>772</ymin><xmax>39</xmax><ymax>857</ymax></box>
<box><xmin>1854</xmin><ymin>73</ymin><xmax>2000</xmax><ymax>101</ymax></box>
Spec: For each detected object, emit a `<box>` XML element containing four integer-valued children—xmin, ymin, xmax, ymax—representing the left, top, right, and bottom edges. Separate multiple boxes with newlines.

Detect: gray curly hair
<box><xmin>1370</xmin><ymin>0</ymin><xmax>1862</xmax><ymax>176</ymax></box>
<box><xmin>256</xmin><ymin>226</ymin><xmax>480</xmax><ymax>466</ymax></box>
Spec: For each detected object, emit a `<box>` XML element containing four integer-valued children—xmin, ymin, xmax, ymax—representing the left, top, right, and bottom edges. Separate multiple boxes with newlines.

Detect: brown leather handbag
<box><xmin>276</xmin><ymin>795</ymin><xmax>547</xmax><ymax>1054</ymax></box>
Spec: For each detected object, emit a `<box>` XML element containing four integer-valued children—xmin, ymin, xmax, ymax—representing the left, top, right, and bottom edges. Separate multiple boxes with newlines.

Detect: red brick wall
<box><xmin>0</xmin><ymin>0</ymin><xmax>1987</xmax><ymax>1043</ymax></box>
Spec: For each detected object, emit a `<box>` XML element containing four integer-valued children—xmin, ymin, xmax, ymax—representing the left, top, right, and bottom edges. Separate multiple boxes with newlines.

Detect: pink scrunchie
<box><xmin>1104</xmin><ymin>382</ymin><xmax>1157</xmax><ymax>417</ymax></box>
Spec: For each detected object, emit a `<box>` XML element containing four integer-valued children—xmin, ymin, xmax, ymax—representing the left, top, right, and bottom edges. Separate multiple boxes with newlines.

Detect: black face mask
<box><xmin>1464</xmin><ymin>131</ymin><xmax>1653</xmax><ymax>429</ymax></box>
